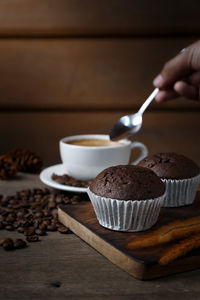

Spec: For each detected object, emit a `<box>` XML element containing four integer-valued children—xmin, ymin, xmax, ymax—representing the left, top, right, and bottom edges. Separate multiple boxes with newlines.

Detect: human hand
<box><xmin>153</xmin><ymin>40</ymin><xmax>200</xmax><ymax>102</ymax></box>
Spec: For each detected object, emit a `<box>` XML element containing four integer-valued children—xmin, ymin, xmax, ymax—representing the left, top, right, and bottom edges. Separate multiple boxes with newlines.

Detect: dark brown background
<box><xmin>0</xmin><ymin>0</ymin><xmax>200</xmax><ymax>166</ymax></box>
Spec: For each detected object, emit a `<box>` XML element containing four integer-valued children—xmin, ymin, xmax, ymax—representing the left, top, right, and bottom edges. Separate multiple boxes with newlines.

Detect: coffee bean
<box><xmin>16</xmin><ymin>211</ymin><xmax>24</xmax><ymax>219</ymax></box>
<box><xmin>26</xmin><ymin>235</ymin><xmax>39</xmax><ymax>243</ymax></box>
<box><xmin>35</xmin><ymin>211</ymin><xmax>43</xmax><ymax>218</ymax></box>
<box><xmin>1</xmin><ymin>196</ymin><xmax>8</xmax><ymax>207</ymax></box>
<box><xmin>9</xmin><ymin>199</ymin><xmax>17</xmax><ymax>205</ymax></box>
<box><xmin>35</xmin><ymin>228</ymin><xmax>46</xmax><ymax>236</ymax></box>
<box><xmin>43</xmin><ymin>210</ymin><xmax>51</xmax><ymax>217</ymax></box>
<box><xmin>52</xmin><ymin>173</ymin><xmax>90</xmax><ymax>188</ymax></box>
<box><xmin>51</xmin><ymin>218</ymin><xmax>58</xmax><ymax>224</ymax></box>
<box><xmin>20</xmin><ymin>189</ymin><xmax>30</xmax><ymax>197</ymax></box>
<box><xmin>5</xmin><ymin>225</ymin><xmax>14</xmax><ymax>231</ymax></box>
<box><xmin>24</xmin><ymin>227</ymin><xmax>35</xmax><ymax>236</ymax></box>
<box><xmin>12</xmin><ymin>204</ymin><xmax>21</xmax><ymax>209</ymax></box>
<box><xmin>42</xmin><ymin>220</ymin><xmax>50</xmax><ymax>226</ymax></box>
<box><xmin>48</xmin><ymin>202</ymin><xmax>56</xmax><ymax>209</ymax></box>
<box><xmin>71</xmin><ymin>195</ymin><xmax>82</xmax><ymax>205</ymax></box>
<box><xmin>2</xmin><ymin>239</ymin><xmax>14</xmax><ymax>251</ymax></box>
<box><xmin>24</xmin><ymin>213</ymin><xmax>33</xmax><ymax>220</ymax></box>
<box><xmin>8</xmin><ymin>212</ymin><xmax>16</xmax><ymax>218</ymax></box>
<box><xmin>63</xmin><ymin>198</ymin><xmax>70</xmax><ymax>204</ymax></box>
<box><xmin>0</xmin><ymin>188</ymin><xmax>84</xmax><ymax>252</ymax></box>
<box><xmin>47</xmin><ymin>224</ymin><xmax>57</xmax><ymax>231</ymax></box>
<box><xmin>58</xmin><ymin>225</ymin><xmax>70</xmax><ymax>234</ymax></box>
<box><xmin>14</xmin><ymin>239</ymin><xmax>27</xmax><ymax>249</ymax></box>
<box><xmin>20</xmin><ymin>201</ymin><xmax>30</xmax><ymax>208</ymax></box>
<box><xmin>22</xmin><ymin>220</ymin><xmax>32</xmax><ymax>228</ymax></box>
<box><xmin>51</xmin><ymin>209</ymin><xmax>58</xmax><ymax>218</ymax></box>
<box><xmin>17</xmin><ymin>226</ymin><xmax>25</xmax><ymax>233</ymax></box>
<box><xmin>55</xmin><ymin>196</ymin><xmax>63</xmax><ymax>204</ymax></box>
<box><xmin>39</xmin><ymin>223</ymin><xmax>47</xmax><ymax>230</ymax></box>
<box><xmin>33</xmin><ymin>219</ymin><xmax>40</xmax><ymax>229</ymax></box>
<box><xmin>6</xmin><ymin>216</ymin><xmax>15</xmax><ymax>223</ymax></box>
<box><xmin>0</xmin><ymin>237</ymin><xmax>13</xmax><ymax>246</ymax></box>
<box><xmin>13</xmin><ymin>221</ymin><xmax>20</xmax><ymax>229</ymax></box>
<box><xmin>1</xmin><ymin>210</ymin><xmax>8</xmax><ymax>217</ymax></box>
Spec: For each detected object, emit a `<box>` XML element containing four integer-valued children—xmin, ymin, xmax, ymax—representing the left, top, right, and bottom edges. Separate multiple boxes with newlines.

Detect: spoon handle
<box><xmin>138</xmin><ymin>88</ymin><xmax>159</xmax><ymax>115</ymax></box>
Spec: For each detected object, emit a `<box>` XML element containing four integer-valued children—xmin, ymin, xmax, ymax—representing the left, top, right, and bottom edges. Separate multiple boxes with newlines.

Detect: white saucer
<box><xmin>39</xmin><ymin>164</ymin><xmax>87</xmax><ymax>193</ymax></box>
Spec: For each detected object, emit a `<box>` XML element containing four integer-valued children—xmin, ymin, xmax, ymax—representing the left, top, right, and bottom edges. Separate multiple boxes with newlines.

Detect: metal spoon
<box><xmin>109</xmin><ymin>88</ymin><xmax>159</xmax><ymax>140</ymax></box>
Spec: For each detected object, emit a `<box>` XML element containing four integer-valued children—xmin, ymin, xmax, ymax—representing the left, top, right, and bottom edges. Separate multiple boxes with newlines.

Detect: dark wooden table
<box><xmin>0</xmin><ymin>174</ymin><xmax>200</xmax><ymax>300</ymax></box>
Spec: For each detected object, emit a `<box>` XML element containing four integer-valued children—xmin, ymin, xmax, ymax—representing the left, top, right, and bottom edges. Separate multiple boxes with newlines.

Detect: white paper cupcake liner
<box><xmin>87</xmin><ymin>188</ymin><xmax>165</xmax><ymax>232</ymax></box>
<box><xmin>161</xmin><ymin>173</ymin><xmax>200</xmax><ymax>207</ymax></box>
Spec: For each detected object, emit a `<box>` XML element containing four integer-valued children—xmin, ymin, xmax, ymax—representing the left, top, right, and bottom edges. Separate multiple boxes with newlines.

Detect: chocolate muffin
<box><xmin>90</xmin><ymin>165</ymin><xmax>165</xmax><ymax>200</ymax></box>
<box><xmin>138</xmin><ymin>152</ymin><xmax>200</xmax><ymax>180</ymax></box>
<box><xmin>138</xmin><ymin>153</ymin><xmax>200</xmax><ymax>207</ymax></box>
<box><xmin>87</xmin><ymin>165</ymin><xmax>166</xmax><ymax>232</ymax></box>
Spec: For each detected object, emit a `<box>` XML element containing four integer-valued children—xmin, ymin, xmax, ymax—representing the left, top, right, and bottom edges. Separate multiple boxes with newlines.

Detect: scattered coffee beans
<box><xmin>0</xmin><ymin>188</ymin><xmax>88</xmax><ymax>252</ymax></box>
<box><xmin>52</xmin><ymin>173</ymin><xmax>91</xmax><ymax>188</ymax></box>
<box><xmin>2</xmin><ymin>238</ymin><xmax>14</xmax><ymax>251</ymax></box>
<box><xmin>0</xmin><ymin>237</ymin><xmax>13</xmax><ymax>246</ymax></box>
<box><xmin>26</xmin><ymin>235</ymin><xmax>39</xmax><ymax>243</ymax></box>
<box><xmin>14</xmin><ymin>239</ymin><xmax>27</xmax><ymax>249</ymax></box>
<box><xmin>0</xmin><ymin>237</ymin><xmax>27</xmax><ymax>251</ymax></box>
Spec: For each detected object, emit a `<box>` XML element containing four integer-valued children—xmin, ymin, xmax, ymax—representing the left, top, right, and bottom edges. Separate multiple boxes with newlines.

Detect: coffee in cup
<box><xmin>66</xmin><ymin>138</ymin><xmax>122</xmax><ymax>147</ymax></box>
<box><xmin>60</xmin><ymin>134</ymin><xmax>148</xmax><ymax>181</ymax></box>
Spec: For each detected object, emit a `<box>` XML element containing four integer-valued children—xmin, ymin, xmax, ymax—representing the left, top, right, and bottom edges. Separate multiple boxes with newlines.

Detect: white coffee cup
<box><xmin>59</xmin><ymin>134</ymin><xmax>148</xmax><ymax>181</ymax></box>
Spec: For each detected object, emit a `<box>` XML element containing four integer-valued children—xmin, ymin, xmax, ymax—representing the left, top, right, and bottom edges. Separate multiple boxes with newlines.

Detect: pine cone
<box><xmin>0</xmin><ymin>154</ymin><xmax>17</xmax><ymax>179</ymax></box>
<box><xmin>9</xmin><ymin>148</ymin><xmax>43</xmax><ymax>173</ymax></box>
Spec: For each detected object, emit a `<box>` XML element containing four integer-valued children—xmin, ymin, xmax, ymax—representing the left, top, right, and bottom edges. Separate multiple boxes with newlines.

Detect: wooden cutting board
<box><xmin>58</xmin><ymin>191</ymin><xmax>200</xmax><ymax>280</ymax></box>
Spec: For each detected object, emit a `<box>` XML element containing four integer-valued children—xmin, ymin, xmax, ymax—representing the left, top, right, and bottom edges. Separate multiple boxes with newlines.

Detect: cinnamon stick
<box><xmin>159</xmin><ymin>233</ymin><xmax>200</xmax><ymax>265</ymax></box>
<box><xmin>128</xmin><ymin>216</ymin><xmax>200</xmax><ymax>249</ymax></box>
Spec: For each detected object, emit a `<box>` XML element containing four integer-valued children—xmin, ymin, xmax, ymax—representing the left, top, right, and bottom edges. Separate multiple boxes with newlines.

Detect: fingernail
<box><xmin>153</xmin><ymin>75</ymin><xmax>163</xmax><ymax>87</ymax></box>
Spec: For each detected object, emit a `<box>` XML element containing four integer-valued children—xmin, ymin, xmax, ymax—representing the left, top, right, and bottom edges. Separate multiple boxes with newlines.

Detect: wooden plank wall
<box><xmin>0</xmin><ymin>1</ymin><xmax>200</xmax><ymax>166</ymax></box>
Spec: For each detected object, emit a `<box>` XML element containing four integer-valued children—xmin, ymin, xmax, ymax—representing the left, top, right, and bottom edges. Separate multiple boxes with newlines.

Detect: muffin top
<box><xmin>89</xmin><ymin>165</ymin><xmax>165</xmax><ymax>200</ymax></box>
<box><xmin>138</xmin><ymin>152</ymin><xmax>200</xmax><ymax>179</ymax></box>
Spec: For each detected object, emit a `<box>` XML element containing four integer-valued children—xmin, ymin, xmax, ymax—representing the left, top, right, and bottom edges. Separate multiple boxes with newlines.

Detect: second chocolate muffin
<box><xmin>138</xmin><ymin>153</ymin><xmax>200</xmax><ymax>207</ymax></box>
<box><xmin>138</xmin><ymin>152</ymin><xmax>199</xmax><ymax>179</ymax></box>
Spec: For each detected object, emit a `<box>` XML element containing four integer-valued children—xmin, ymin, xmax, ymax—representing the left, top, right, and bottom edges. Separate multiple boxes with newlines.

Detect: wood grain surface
<box><xmin>0</xmin><ymin>0</ymin><xmax>199</xmax><ymax>36</ymax></box>
<box><xmin>0</xmin><ymin>38</ymin><xmax>199</xmax><ymax>110</ymax></box>
<box><xmin>58</xmin><ymin>191</ymin><xmax>200</xmax><ymax>280</ymax></box>
<box><xmin>0</xmin><ymin>111</ymin><xmax>199</xmax><ymax>166</ymax></box>
<box><xmin>0</xmin><ymin>1</ymin><xmax>199</xmax><ymax>298</ymax></box>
